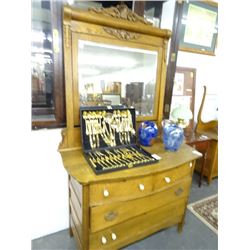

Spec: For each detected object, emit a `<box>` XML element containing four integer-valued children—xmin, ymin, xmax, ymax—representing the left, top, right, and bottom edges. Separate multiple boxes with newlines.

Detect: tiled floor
<box><xmin>32</xmin><ymin>172</ymin><xmax>218</xmax><ymax>250</ymax></box>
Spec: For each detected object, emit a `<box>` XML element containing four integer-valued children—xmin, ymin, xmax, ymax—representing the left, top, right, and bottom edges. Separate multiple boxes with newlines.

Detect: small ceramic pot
<box><xmin>138</xmin><ymin>121</ymin><xmax>158</xmax><ymax>146</ymax></box>
<box><xmin>162</xmin><ymin>119</ymin><xmax>184</xmax><ymax>151</ymax></box>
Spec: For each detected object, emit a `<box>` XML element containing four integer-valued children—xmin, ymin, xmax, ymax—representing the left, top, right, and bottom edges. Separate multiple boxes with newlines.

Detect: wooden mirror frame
<box><xmin>59</xmin><ymin>4</ymin><xmax>171</xmax><ymax>151</ymax></box>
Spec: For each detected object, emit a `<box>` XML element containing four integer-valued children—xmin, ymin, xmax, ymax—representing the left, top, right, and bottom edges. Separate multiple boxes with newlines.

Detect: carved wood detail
<box><xmin>64</xmin><ymin>25</ymin><xmax>70</xmax><ymax>47</ymax></box>
<box><xmin>89</xmin><ymin>4</ymin><xmax>152</xmax><ymax>25</ymax></box>
<box><xmin>58</xmin><ymin>128</ymin><xmax>67</xmax><ymax>150</ymax></box>
<box><xmin>103</xmin><ymin>27</ymin><xmax>139</xmax><ymax>40</ymax></box>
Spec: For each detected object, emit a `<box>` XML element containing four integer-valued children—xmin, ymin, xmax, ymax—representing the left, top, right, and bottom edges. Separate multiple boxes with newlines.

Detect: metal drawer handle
<box><xmin>101</xmin><ymin>236</ymin><xmax>107</xmax><ymax>245</ymax></box>
<box><xmin>111</xmin><ymin>233</ymin><xmax>117</xmax><ymax>241</ymax></box>
<box><xmin>104</xmin><ymin>211</ymin><xmax>118</xmax><ymax>221</ymax></box>
<box><xmin>164</xmin><ymin>177</ymin><xmax>171</xmax><ymax>183</ymax></box>
<box><xmin>139</xmin><ymin>183</ymin><xmax>145</xmax><ymax>191</ymax></box>
<box><xmin>103</xmin><ymin>189</ymin><xmax>109</xmax><ymax>197</ymax></box>
<box><xmin>175</xmin><ymin>187</ymin><xmax>184</xmax><ymax>196</ymax></box>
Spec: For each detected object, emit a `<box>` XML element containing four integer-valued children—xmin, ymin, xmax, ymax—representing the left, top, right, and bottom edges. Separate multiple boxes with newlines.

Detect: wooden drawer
<box><xmin>69</xmin><ymin>183</ymin><xmax>82</xmax><ymax>223</ymax></box>
<box><xmin>89</xmin><ymin>198</ymin><xmax>186</xmax><ymax>250</ymax></box>
<box><xmin>70</xmin><ymin>218</ymin><xmax>83</xmax><ymax>250</ymax></box>
<box><xmin>69</xmin><ymin>176</ymin><xmax>82</xmax><ymax>205</ymax></box>
<box><xmin>89</xmin><ymin>175</ymin><xmax>153</xmax><ymax>206</ymax></box>
<box><xmin>153</xmin><ymin>162</ymin><xmax>193</xmax><ymax>192</ymax></box>
<box><xmin>90</xmin><ymin>177</ymin><xmax>191</xmax><ymax>232</ymax></box>
<box><xmin>70</xmin><ymin>201</ymin><xmax>83</xmax><ymax>245</ymax></box>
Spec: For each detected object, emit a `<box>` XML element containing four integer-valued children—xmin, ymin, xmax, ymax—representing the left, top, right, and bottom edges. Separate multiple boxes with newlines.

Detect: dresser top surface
<box><xmin>60</xmin><ymin>140</ymin><xmax>201</xmax><ymax>184</ymax></box>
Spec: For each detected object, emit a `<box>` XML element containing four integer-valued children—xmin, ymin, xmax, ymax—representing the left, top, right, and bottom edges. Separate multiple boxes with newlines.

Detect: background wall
<box><xmin>31</xmin><ymin>129</ymin><xmax>68</xmax><ymax>239</ymax></box>
<box><xmin>161</xmin><ymin>0</ymin><xmax>218</xmax><ymax>124</ymax></box>
<box><xmin>177</xmin><ymin>50</ymin><xmax>219</xmax><ymax>123</ymax></box>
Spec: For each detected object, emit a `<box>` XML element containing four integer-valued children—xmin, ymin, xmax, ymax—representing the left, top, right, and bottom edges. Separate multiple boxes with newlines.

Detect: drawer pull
<box><xmin>175</xmin><ymin>187</ymin><xmax>184</xmax><ymax>196</ymax></box>
<box><xmin>164</xmin><ymin>177</ymin><xmax>171</xmax><ymax>183</ymax></box>
<box><xmin>189</xmin><ymin>162</ymin><xmax>193</xmax><ymax>168</ymax></box>
<box><xmin>104</xmin><ymin>211</ymin><xmax>118</xmax><ymax>221</ymax></box>
<box><xmin>111</xmin><ymin>233</ymin><xmax>117</xmax><ymax>241</ymax></box>
<box><xmin>139</xmin><ymin>184</ymin><xmax>145</xmax><ymax>191</ymax></box>
<box><xmin>103</xmin><ymin>189</ymin><xmax>109</xmax><ymax>197</ymax></box>
<box><xmin>101</xmin><ymin>236</ymin><xmax>107</xmax><ymax>245</ymax></box>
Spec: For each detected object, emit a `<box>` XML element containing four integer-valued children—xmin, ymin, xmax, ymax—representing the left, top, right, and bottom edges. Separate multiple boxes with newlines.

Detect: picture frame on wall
<box><xmin>179</xmin><ymin>1</ymin><xmax>218</xmax><ymax>56</ymax></box>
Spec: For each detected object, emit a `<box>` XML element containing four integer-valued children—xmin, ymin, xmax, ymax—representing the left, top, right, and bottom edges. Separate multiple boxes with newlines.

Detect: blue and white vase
<box><xmin>162</xmin><ymin>120</ymin><xmax>184</xmax><ymax>151</ymax></box>
<box><xmin>138</xmin><ymin>121</ymin><xmax>158</xmax><ymax>146</ymax></box>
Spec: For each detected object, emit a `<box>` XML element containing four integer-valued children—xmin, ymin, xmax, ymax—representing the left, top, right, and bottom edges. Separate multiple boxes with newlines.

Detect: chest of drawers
<box><xmin>61</xmin><ymin>143</ymin><xmax>200</xmax><ymax>250</ymax></box>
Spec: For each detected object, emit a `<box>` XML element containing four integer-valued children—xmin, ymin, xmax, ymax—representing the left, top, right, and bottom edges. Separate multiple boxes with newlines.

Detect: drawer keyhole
<box><xmin>104</xmin><ymin>211</ymin><xmax>118</xmax><ymax>221</ymax></box>
<box><xmin>175</xmin><ymin>187</ymin><xmax>184</xmax><ymax>196</ymax></box>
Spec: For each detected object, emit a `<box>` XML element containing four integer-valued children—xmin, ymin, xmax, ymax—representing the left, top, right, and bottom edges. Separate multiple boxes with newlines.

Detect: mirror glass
<box><xmin>78</xmin><ymin>40</ymin><xmax>158</xmax><ymax>116</ymax></box>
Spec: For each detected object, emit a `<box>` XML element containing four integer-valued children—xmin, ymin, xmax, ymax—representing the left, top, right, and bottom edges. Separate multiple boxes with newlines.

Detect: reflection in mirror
<box><xmin>78</xmin><ymin>40</ymin><xmax>158</xmax><ymax>116</ymax></box>
<box><xmin>31</xmin><ymin>0</ymin><xmax>54</xmax><ymax>120</ymax></box>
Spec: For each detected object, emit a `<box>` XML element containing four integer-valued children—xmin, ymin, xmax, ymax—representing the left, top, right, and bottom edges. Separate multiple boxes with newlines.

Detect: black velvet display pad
<box><xmin>80</xmin><ymin>105</ymin><xmax>158</xmax><ymax>174</ymax></box>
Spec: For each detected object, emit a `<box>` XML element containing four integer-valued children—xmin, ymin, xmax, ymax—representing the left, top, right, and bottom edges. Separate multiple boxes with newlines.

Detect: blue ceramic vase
<box><xmin>162</xmin><ymin>120</ymin><xmax>184</xmax><ymax>151</ymax></box>
<box><xmin>138</xmin><ymin>121</ymin><xmax>158</xmax><ymax>146</ymax></box>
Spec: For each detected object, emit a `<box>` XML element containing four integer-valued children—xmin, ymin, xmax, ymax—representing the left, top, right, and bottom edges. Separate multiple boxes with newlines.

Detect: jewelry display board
<box><xmin>80</xmin><ymin>106</ymin><xmax>158</xmax><ymax>174</ymax></box>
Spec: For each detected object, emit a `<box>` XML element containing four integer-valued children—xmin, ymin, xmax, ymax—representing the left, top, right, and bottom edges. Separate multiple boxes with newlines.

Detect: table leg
<box><xmin>199</xmin><ymin>150</ymin><xmax>207</xmax><ymax>187</ymax></box>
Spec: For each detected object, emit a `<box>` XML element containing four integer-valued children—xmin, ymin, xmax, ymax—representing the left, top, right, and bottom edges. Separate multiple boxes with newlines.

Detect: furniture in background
<box><xmin>185</xmin><ymin>132</ymin><xmax>213</xmax><ymax>187</ymax></box>
<box><xmin>125</xmin><ymin>82</ymin><xmax>144</xmax><ymax>113</ymax></box>
<box><xmin>195</xmin><ymin>86</ymin><xmax>218</xmax><ymax>184</ymax></box>
<box><xmin>59</xmin><ymin>4</ymin><xmax>200</xmax><ymax>249</ymax></box>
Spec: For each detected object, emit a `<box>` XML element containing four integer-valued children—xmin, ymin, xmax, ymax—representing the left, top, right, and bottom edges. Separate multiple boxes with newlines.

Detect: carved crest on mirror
<box><xmin>103</xmin><ymin>27</ymin><xmax>140</xmax><ymax>40</ymax></box>
<box><xmin>89</xmin><ymin>3</ymin><xmax>152</xmax><ymax>25</ymax></box>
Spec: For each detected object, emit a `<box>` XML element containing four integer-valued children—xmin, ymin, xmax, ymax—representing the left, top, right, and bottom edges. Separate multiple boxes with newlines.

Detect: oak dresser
<box><xmin>60</xmin><ymin>141</ymin><xmax>200</xmax><ymax>250</ymax></box>
<box><xmin>59</xmin><ymin>4</ymin><xmax>201</xmax><ymax>249</ymax></box>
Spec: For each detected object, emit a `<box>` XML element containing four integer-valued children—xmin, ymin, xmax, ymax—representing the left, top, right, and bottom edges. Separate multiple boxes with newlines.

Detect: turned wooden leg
<box><xmin>69</xmin><ymin>226</ymin><xmax>73</xmax><ymax>237</ymax></box>
<box><xmin>177</xmin><ymin>222</ymin><xmax>184</xmax><ymax>233</ymax></box>
<box><xmin>178</xmin><ymin>201</ymin><xmax>188</xmax><ymax>233</ymax></box>
<box><xmin>208</xmin><ymin>176</ymin><xmax>213</xmax><ymax>185</ymax></box>
<box><xmin>199</xmin><ymin>150</ymin><xmax>207</xmax><ymax>187</ymax></box>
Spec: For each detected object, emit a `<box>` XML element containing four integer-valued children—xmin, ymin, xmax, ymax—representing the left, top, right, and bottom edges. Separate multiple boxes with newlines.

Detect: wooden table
<box><xmin>185</xmin><ymin>132</ymin><xmax>213</xmax><ymax>187</ymax></box>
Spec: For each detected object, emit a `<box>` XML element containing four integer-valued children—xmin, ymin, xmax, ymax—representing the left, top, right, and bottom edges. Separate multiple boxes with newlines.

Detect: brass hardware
<box><xmin>175</xmin><ymin>187</ymin><xmax>184</xmax><ymax>196</ymax></box>
<box><xmin>104</xmin><ymin>211</ymin><xmax>118</xmax><ymax>221</ymax></box>
<box><xmin>189</xmin><ymin>162</ymin><xmax>193</xmax><ymax>168</ymax></box>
